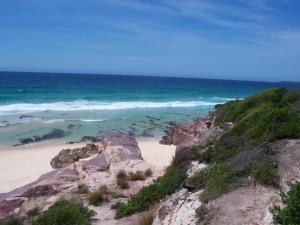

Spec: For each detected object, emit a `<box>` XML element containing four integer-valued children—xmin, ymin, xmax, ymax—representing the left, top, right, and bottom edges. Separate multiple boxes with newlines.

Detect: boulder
<box><xmin>50</xmin><ymin>143</ymin><xmax>100</xmax><ymax>169</ymax></box>
<box><xmin>100</xmin><ymin>132</ymin><xmax>143</xmax><ymax>164</ymax></box>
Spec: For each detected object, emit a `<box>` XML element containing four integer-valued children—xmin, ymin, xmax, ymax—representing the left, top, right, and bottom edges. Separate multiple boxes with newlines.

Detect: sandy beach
<box><xmin>0</xmin><ymin>139</ymin><xmax>175</xmax><ymax>193</ymax></box>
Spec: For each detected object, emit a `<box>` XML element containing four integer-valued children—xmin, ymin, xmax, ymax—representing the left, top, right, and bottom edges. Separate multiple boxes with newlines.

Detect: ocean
<box><xmin>0</xmin><ymin>71</ymin><xmax>298</xmax><ymax>145</ymax></box>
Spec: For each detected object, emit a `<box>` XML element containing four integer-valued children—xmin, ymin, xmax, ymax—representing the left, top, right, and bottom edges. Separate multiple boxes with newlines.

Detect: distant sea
<box><xmin>0</xmin><ymin>72</ymin><xmax>298</xmax><ymax>145</ymax></box>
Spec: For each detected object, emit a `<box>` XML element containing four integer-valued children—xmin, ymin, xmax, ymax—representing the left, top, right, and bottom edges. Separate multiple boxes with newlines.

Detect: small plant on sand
<box><xmin>32</xmin><ymin>198</ymin><xmax>95</xmax><ymax>225</ymax></box>
<box><xmin>145</xmin><ymin>168</ymin><xmax>153</xmax><ymax>177</ymax></box>
<box><xmin>134</xmin><ymin>210</ymin><xmax>155</xmax><ymax>225</ymax></box>
<box><xmin>129</xmin><ymin>171</ymin><xmax>146</xmax><ymax>181</ymax></box>
<box><xmin>251</xmin><ymin>158</ymin><xmax>279</xmax><ymax>187</ymax></box>
<box><xmin>88</xmin><ymin>185</ymin><xmax>109</xmax><ymax>206</ymax></box>
<box><xmin>271</xmin><ymin>181</ymin><xmax>300</xmax><ymax>225</ymax></box>
<box><xmin>117</xmin><ymin>170</ymin><xmax>129</xmax><ymax>189</ymax></box>
<box><xmin>77</xmin><ymin>183</ymin><xmax>90</xmax><ymax>194</ymax></box>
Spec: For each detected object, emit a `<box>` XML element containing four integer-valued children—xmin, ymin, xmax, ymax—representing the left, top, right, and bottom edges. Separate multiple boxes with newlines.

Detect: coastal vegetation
<box><xmin>115</xmin><ymin>163</ymin><xmax>187</xmax><ymax>218</ymax></box>
<box><xmin>115</xmin><ymin>87</ymin><xmax>300</xmax><ymax>218</ymax></box>
<box><xmin>271</xmin><ymin>181</ymin><xmax>300</xmax><ymax>225</ymax></box>
<box><xmin>32</xmin><ymin>199</ymin><xmax>95</xmax><ymax>225</ymax></box>
<box><xmin>88</xmin><ymin>185</ymin><xmax>109</xmax><ymax>206</ymax></box>
<box><xmin>193</xmin><ymin>88</ymin><xmax>300</xmax><ymax>199</ymax></box>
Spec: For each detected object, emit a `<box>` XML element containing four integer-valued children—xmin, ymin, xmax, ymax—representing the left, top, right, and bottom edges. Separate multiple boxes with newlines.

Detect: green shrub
<box><xmin>32</xmin><ymin>199</ymin><xmax>95</xmax><ymax>225</ymax></box>
<box><xmin>271</xmin><ymin>181</ymin><xmax>300</xmax><ymax>225</ymax></box>
<box><xmin>200</xmin><ymin>164</ymin><xmax>230</xmax><ymax>202</ymax></box>
<box><xmin>88</xmin><ymin>185</ymin><xmax>108</xmax><ymax>206</ymax></box>
<box><xmin>1</xmin><ymin>218</ymin><xmax>23</xmax><ymax>225</ymax></box>
<box><xmin>115</xmin><ymin>164</ymin><xmax>187</xmax><ymax>218</ymax></box>
<box><xmin>129</xmin><ymin>171</ymin><xmax>146</xmax><ymax>181</ymax></box>
<box><xmin>185</xmin><ymin>168</ymin><xmax>208</xmax><ymax>189</ymax></box>
<box><xmin>251</xmin><ymin>158</ymin><xmax>279</xmax><ymax>187</ymax></box>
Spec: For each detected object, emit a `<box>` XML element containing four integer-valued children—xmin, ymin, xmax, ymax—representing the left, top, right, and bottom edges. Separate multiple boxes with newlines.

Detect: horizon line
<box><xmin>0</xmin><ymin>70</ymin><xmax>299</xmax><ymax>84</ymax></box>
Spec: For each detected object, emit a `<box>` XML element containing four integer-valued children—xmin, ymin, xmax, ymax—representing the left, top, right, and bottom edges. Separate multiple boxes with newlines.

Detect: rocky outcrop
<box><xmin>100</xmin><ymin>132</ymin><xmax>143</xmax><ymax>164</ymax></box>
<box><xmin>18</xmin><ymin>185</ymin><xmax>58</xmax><ymax>197</ymax></box>
<box><xmin>0</xmin><ymin>198</ymin><xmax>25</xmax><ymax>221</ymax></box>
<box><xmin>153</xmin><ymin>189</ymin><xmax>202</xmax><ymax>225</ymax></box>
<box><xmin>160</xmin><ymin>117</ymin><xmax>226</xmax><ymax>149</ymax></box>
<box><xmin>0</xmin><ymin>132</ymin><xmax>159</xmax><ymax>222</ymax></box>
<box><xmin>206</xmin><ymin>139</ymin><xmax>300</xmax><ymax>225</ymax></box>
<box><xmin>50</xmin><ymin>143</ymin><xmax>100</xmax><ymax>169</ymax></box>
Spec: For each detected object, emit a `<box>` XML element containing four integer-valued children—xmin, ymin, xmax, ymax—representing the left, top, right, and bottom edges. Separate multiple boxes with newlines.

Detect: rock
<box><xmin>153</xmin><ymin>189</ymin><xmax>202</xmax><ymax>225</ymax></box>
<box><xmin>40</xmin><ymin>128</ymin><xmax>67</xmax><ymax>140</ymax></box>
<box><xmin>0</xmin><ymin>198</ymin><xmax>25</xmax><ymax>221</ymax></box>
<box><xmin>19</xmin><ymin>115</ymin><xmax>34</xmax><ymax>119</ymax></box>
<box><xmin>160</xmin><ymin>117</ymin><xmax>223</xmax><ymax>148</ymax></box>
<box><xmin>83</xmin><ymin>154</ymin><xmax>109</xmax><ymax>171</ymax></box>
<box><xmin>50</xmin><ymin>143</ymin><xmax>100</xmax><ymax>169</ymax></box>
<box><xmin>100</xmin><ymin>132</ymin><xmax>143</xmax><ymax>164</ymax></box>
<box><xmin>19</xmin><ymin>138</ymin><xmax>34</xmax><ymax>144</ymax></box>
<box><xmin>67</xmin><ymin>124</ymin><xmax>76</xmax><ymax>129</ymax></box>
<box><xmin>17</xmin><ymin>129</ymin><xmax>69</xmax><ymax>145</ymax></box>
<box><xmin>19</xmin><ymin>185</ymin><xmax>58</xmax><ymax>197</ymax></box>
<box><xmin>1</xmin><ymin>132</ymin><xmax>161</xmax><ymax>224</ymax></box>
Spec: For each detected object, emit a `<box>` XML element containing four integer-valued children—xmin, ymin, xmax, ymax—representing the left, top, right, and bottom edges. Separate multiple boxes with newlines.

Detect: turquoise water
<box><xmin>0</xmin><ymin>72</ymin><xmax>298</xmax><ymax>145</ymax></box>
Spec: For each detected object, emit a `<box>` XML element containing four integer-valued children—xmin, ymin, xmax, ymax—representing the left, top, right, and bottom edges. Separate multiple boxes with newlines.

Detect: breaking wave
<box><xmin>0</xmin><ymin>100</ymin><xmax>220</xmax><ymax>115</ymax></box>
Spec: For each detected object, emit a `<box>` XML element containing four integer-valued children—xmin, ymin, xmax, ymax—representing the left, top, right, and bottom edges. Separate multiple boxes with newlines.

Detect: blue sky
<box><xmin>0</xmin><ymin>0</ymin><xmax>300</xmax><ymax>81</ymax></box>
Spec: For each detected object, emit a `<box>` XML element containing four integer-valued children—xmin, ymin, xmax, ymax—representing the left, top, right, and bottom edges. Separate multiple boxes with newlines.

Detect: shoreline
<box><xmin>0</xmin><ymin>138</ymin><xmax>175</xmax><ymax>193</ymax></box>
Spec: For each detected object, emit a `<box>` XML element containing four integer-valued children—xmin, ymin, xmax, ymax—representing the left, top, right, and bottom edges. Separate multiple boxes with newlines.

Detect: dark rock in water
<box><xmin>19</xmin><ymin>115</ymin><xmax>34</xmax><ymax>119</ymax></box>
<box><xmin>145</xmin><ymin>116</ymin><xmax>160</xmax><ymax>121</ymax></box>
<box><xmin>128</xmin><ymin>131</ymin><xmax>136</xmax><ymax>137</ymax></box>
<box><xmin>67</xmin><ymin>124</ymin><xmax>76</xmax><ymax>129</ymax></box>
<box><xmin>16</xmin><ymin>129</ymin><xmax>69</xmax><ymax>146</ymax></box>
<box><xmin>80</xmin><ymin>136</ymin><xmax>100</xmax><ymax>142</ymax></box>
<box><xmin>168</xmin><ymin>121</ymin><xmax>177</xmax><ymax>126</ymax></box>
<box><xmin>50</xmin><ymin>143</ymin><xmax>100</xmax><ymax>169</ymax></box>
<box><xmin>41</xmin><ymin>128</ymin><xmax>67</xmax><ymax>140</ymax></box>
<box><xmin>19</xmin><ymin>138</ymin><xmax>34</xmax><ymax>144</ymax></box>
<box><xmin>19</xmin><ymin>185</ymin><xmax>57</xmax><ymax>197</ymax></box>
<box><xmin>0</xmin><ymin>198</ymin><xmax>24</xmax><ymax>221</ymax></box>
<box><xmin>141</xmin><ymin>130</ymin><xmax>154</xmax><ymax>137</ymax></box>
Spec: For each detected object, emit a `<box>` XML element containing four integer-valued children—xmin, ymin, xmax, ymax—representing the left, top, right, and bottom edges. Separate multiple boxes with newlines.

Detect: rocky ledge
<box><xmin>50</xmin><ymin>143</ymin><xmax>101</xmax><ymax>169</ymax></box>
<box><xmin>160</xmin><ymin>117</ymin><xmax>232</xmax><ymax>150</ymax></box>
<box><xmin>0</xmin><ymin>132</ymin><xmax>159</xmax><ymax>223</ymax></box>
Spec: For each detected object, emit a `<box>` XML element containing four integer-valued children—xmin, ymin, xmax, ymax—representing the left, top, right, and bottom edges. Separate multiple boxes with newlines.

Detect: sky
<box><xmin>0</xmin><ymin>0</ymin><xmax>300</xmax><ymax>82</ymax></box>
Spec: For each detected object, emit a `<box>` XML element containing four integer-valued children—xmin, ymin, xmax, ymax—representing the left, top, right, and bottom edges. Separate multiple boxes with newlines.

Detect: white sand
<box><xmin>0</xmin><ymin>139</ymin><xmax>175</xmax><ymax>193</ymax></box>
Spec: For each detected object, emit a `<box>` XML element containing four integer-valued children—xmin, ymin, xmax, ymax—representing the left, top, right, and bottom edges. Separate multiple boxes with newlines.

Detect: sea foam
<box><xmin>0</xmin><ymin>100</ymin><xmax>218</xmax><ymax>115</ymax></box>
